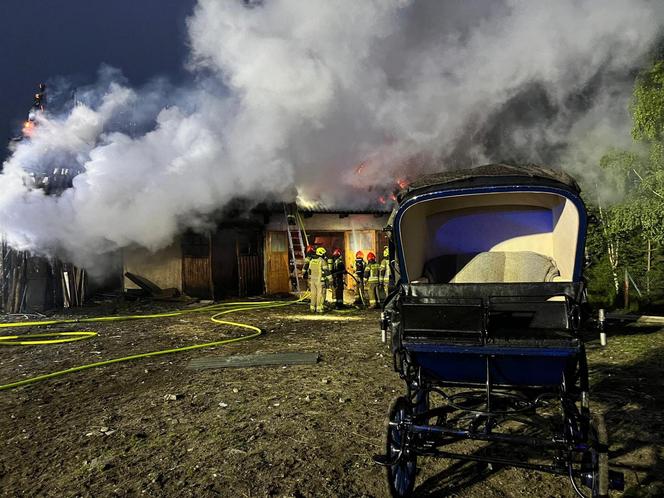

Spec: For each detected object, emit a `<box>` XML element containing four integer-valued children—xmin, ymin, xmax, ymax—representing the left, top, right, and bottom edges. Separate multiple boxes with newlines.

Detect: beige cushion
<box><xmin>451</xmin><ymin>251</ymin><xmax>560</xmax><ymax>283</ymax></box>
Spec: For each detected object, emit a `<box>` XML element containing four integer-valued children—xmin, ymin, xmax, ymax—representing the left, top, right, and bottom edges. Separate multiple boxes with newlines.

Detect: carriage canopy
<box><xmin>392</xmin><ymin>164</ymin><xmax>587</xmax><ymax>284</ymax></box>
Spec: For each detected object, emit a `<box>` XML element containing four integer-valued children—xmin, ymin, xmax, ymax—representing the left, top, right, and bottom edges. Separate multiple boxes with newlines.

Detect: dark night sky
<box><xmin>0</xmin><ymin>0</ymin><xmax>197</xmax><ymax>154</ymax></box>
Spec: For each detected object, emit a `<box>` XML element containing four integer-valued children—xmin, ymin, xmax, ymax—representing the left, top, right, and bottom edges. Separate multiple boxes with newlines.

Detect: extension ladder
<box><xmin>283</xmin><ymin>203</ymin><xmax>308</xmax><ymax>293</ymax></box>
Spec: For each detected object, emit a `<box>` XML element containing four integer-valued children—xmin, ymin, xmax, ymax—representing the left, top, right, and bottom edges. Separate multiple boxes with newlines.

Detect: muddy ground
<box><xmin>0</xmin><ymin>298</ymin><xmax>662</xmax><ymax>497</ymax></box>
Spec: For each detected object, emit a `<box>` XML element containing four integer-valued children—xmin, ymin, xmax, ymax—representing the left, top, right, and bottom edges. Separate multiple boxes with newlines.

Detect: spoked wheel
<box><xmin>414</xmin><ymin>389</ymin><xmax>430</xmax><ymax>418</ymax></box>
<box><xmin>385</xmin><ymin>396</ymin><xmax>417</xmax><ymax>497</ymax></box>
<box><xmin>578</xmin><ymin>412</ymin><xmax>609</xmax><ymax>497</ymax></box>
<box><xmin>588</xmin><ymin>413</ymin><xmax>610</xmax><ymax>498</ymax></box>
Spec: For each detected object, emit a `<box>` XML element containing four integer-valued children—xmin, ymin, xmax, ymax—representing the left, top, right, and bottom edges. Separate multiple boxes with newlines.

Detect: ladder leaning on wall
<box><xmin>283</xmin><ymin>203</ymin><xmax>309</xmax><ymax>293</ymax></box>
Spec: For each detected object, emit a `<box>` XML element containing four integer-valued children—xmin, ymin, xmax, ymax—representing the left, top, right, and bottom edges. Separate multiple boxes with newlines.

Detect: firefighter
<box><xmin>308</xmin><ymin>247</ymin><xmax>329</xmax><ymax>313</ymax></box>
<box><xmin>364</xmin><ymin>252</ymin><xmax>381</xmax><ymax>308</ymax></box>
<box><xmin>302</xmin><ymin>244</ymin><xmax>315</xmax><ymax>275</ymax></box>
<box><xmin>329</xmin><ymin>247</ymin><xmax>345</xmax><ymax>308</ymax></box>
<box><xmin>354</xmin><ymin>251</ymin><xmax>366</xmax><ymax>306</ymax></box>
<box><xmin>302</xmin><ymin>244</ymin><xmax>315</xmax><ymax>296</ymax></box>
<box><xmin>379</xmin><ymin>245</ymin><xmax>391</xmax><ymax>299</ymax></box>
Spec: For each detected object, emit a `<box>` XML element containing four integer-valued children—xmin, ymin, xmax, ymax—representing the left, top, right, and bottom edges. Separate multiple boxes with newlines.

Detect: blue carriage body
<box><xmin>408</xmin><ymin>345</ymin><xmax>577</xmax><ymax>387</ymax></box>
<box><xmin>388</xmin><ymin>164</ymin><xmax>588</xmax><ymax>389</ymax></box>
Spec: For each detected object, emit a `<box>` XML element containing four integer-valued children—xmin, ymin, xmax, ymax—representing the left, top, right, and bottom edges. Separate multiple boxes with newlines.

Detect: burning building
<box><xmin>2</xmin><ymin>84</ymin><xmax>394</xmax><ymax>309</ymax></box>
<box><xmin>123</xmin><ymin>201</ymin><xmax>390</xmax><ymax>301</ymax></box>
<box><xmin>1</xmin><ymin>84</ymin><xmax>94</xmax><ymax>313</ymax></box>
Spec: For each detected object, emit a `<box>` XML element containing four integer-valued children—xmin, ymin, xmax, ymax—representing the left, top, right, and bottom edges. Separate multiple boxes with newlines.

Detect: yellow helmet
<box><xmin>383</xmin><ymin>246</ymin><xmax>389</xmax><ymax>258</ymax></box>
<box><xmin>316</xmin><ymin>247</ymin><xmax>327</xmax><ymax>256</ymax></box>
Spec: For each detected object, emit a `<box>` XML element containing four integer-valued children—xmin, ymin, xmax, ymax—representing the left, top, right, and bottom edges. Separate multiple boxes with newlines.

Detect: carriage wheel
<box><xmin>586</xmin><ymin>413</ymin><xmax>609</xmax><ymax>498</ymax></box>
<box><xmin>414</xmin><ymin>389</ymin><xmax>430</xmax><ymax>418</ymax></box>
<box><xmin>385</xmin><ymin>396</ymin><xmax>417</xmax><ymax>497</ymax></box>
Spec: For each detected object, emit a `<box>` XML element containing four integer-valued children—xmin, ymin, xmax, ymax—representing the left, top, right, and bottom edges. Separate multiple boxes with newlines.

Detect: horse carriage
<box><xmin>375</xmin><ymin>164</ymin><xmax>624</xmax><ymax>497</ymax></box>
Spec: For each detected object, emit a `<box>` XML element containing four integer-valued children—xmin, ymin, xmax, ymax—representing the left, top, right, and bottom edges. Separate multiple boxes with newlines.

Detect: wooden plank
<box><xmin>188</xmin><ymin>352</ymin><xmax>320</xmax><ymax>370</ymax></box>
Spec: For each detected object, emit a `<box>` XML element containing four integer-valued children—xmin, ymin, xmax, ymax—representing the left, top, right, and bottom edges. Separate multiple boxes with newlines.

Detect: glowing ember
<box><xmin>396</xmin><ymin>178</ymin><xmax>409</xmax><ymax>189</ymax></box>
<box><xmin>22</xmin><ymin>120</ymin><xmax>35</xmax><ymax>137</ymax></box>
<box><xmin>355</xmin><ymin>160</ymin><xmax>368</xmax><ymax>175</ymax></box>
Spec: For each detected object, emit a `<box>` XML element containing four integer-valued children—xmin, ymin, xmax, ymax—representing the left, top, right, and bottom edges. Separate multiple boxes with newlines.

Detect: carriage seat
<box><xmin>422</xmin><ymin>251</ymin><xmax>561</xmax><ymax>283</ymax></box>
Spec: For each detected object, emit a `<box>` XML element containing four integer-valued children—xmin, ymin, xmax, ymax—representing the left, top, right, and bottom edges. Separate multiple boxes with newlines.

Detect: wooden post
<box><xmin>624</xmin><ymin>268</ymin><xmax>629</xmax><ymax>310</ymax></box>
<box><xmin>63</xmin><ymin>269</ymin><xmax>71</xmax><ymax>308</ymax></box>
<box><xmin>79</xmin><ymin>268</ymin><xmax>86</xmax><ymax>305</ymax></box>
<box><xmin>236</xmin><ymin>237</ymin><xmax>242</xmax><ymax>297</ymax></box>
<box><xmin>11</xmin><ymin>265</ymin><xmax>19</xmax><ymax>314</ymax></box>
<box><xmin>208</xmin><ymin>232</ymin><xmax>214</xmax><ymax>300</ymax></box>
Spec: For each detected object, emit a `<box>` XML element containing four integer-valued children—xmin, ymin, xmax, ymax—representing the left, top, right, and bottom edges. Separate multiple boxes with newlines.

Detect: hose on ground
<box><xmin>0</xmin><ymin>294</ymin><xmax>308</xmax><ymax>391</ymax></box>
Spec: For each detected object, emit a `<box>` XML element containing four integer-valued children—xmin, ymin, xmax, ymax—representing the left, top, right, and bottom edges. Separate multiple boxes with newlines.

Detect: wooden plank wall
<box><xmin>238</xmin><ymin>254</ymin><xmax>262</xmax><ymax>297</ymax></box>
<box><xmin>183</xmin><ymin>256</ymin><xmax>212</xmax><ymax>299</ymax></box>
<box><xmin>182</xmin><ymin>232</ymin><xmax>213</xmax><ymax>299</ymax></box>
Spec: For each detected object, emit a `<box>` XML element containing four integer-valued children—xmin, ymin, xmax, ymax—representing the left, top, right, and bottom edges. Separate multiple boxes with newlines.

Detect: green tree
<box><xmin>590</xmin><ymin>60</ymin><xmax>664</xmax><ymax>306</ymax></box>
<box><xmin>632</xmin><ymin>61</ymin><xmax>664</xmax><ymax>143</ymax></box>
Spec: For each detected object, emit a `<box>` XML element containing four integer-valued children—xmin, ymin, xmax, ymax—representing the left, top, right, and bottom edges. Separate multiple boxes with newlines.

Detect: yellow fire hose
<box><xmin>0</xmin><ymin>294</ymin><xmax>308</xmax><ymax>391</ymax></box>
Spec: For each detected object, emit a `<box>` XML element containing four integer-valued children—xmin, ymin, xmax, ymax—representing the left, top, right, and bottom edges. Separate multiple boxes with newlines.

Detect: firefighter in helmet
<box><xmin>364</xmin><ymin>252</ymin><xmax>381</xmax><ymax>308</ymax></box>
<box><xmin>328</xmin><ymin>247</ymin><xmax>345</xmax><ymax>308</ymax></box>
<box><xmin>300</xmin><ymin>244</ymin><xmax>316</xmax><ymax>295</ymax></box>
<box><xmin>379</xmin><ymin>245</ymin><xmax>391</xmax><ymax>299</ymax></box>
<box><xmin>354</xmin><ymin>250</ymin><xmax>366</xmax><ymax>306</ymax></box>
<box><xmin>308</xmin><ymin>246</ymin><xmax>329</xmax><ymax>313</ymax></box>
<box><xmin>302</xmin><ymin>244</ymin><xmax>315</xmax><ymax>276</ymax></box>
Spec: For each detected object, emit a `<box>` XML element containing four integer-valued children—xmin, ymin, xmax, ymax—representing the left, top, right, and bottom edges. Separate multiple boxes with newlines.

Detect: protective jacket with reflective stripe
<box><xmin>364</xmin><ymin>262</ymin><xmax>381</xmax><ymax>283</ymax></box>
<box><xmin>308</xmin><ymin>257</ymin><xmax>328</xmax><ymax>282</ymax></box>
<box><xmin>380</xmin><ymin>258</ymin><xmax>391</xmax><ymax>283</ymax></box>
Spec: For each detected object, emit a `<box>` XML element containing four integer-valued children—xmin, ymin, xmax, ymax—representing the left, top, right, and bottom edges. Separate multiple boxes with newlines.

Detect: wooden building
<box><xmin>124</xmin><ymin>221</ymin><xmax>264</xmax><ymax>300</ymax></box>
<box><xmin>263</xmin><ymin>207</ymin><xmax>390</xmax><ymax>296</ymax></box>
<box><xmin>123</xmin><ymin>204</ymin><xmax>391</xmax><ymax>300</ymax></box>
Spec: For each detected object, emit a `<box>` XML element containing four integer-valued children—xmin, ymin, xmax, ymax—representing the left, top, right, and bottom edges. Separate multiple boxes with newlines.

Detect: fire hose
<box><xmin>305</xmin><ymin>268</ymin><xmax>368</xmax><ymax>307</ymax></box>
<box><xmin>0</xmin><ymin>294</ymin><xmax>308</xmax><ymax>391</ymax></box>
<box><xmin>343</xmin><ymin>270</ymin><xmax>368</xmax><ymax>307</ymax></box>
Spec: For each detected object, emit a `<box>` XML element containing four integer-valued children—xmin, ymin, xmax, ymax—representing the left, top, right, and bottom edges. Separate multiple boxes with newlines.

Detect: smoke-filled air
<box><xmin>1</xmin><ymin>0</ymin><xmax>663</xmax><ymax>270</ymax></box>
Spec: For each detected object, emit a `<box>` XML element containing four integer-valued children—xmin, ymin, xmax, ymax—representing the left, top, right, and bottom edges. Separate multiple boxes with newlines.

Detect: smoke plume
<box><xmin>1</xmin><ymin>0</ymin><xmax>663</xmax><ymax>270</ymax></box>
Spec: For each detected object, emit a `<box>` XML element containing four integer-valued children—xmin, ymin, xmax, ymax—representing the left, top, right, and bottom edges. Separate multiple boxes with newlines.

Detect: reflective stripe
<box><xmin>380</xmin><ymin>259</ymin><xmax>391</xmax><ymax>281</ymax></box>
<box><xmin>308</xmin><ymin>257</ymin><xmax>328</xmax><ymax>282</ymax></box>
<box><xmin>365</xmin><ymin>263</ymin><xmax>381</xmax><ymax>283</ymax></box>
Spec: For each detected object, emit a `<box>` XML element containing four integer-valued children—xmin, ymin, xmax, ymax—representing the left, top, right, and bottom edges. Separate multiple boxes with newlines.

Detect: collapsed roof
<box><xmin>398</xmin><ymin>163</ymin><xmax>581</xmax><ymax>203</ymax></box>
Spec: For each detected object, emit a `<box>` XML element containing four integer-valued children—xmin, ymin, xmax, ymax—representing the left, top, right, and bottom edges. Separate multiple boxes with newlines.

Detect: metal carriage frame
<box><xmin>377</xmin><ymin>282</ymin><xmax>623</xmax><ymax>498</ymax></box>
<box><xmin>375</xmin><ymin>165</ymin><xmax>624</xmax><ymax>497</ymax></box>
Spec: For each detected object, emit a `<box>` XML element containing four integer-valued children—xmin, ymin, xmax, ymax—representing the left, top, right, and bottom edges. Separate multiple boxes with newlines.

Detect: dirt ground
<box><xmin>0</xmin><ymin>298</ymin><xmax>662</xmax><ymax>497</ymax></box>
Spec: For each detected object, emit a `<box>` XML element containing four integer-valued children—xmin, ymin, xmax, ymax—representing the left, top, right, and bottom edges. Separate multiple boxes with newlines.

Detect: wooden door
<box><xmin>182</xmin><ymin>232</ymin><xmax>213</xmax><ymax>299</ymax></box>
<box><xmin>236</xmin><ymin>229</ymin><xmax>264</xmax><ymax>297</ymax></box>
<box><xmin>265</xmin><ymin>232</ymin><xmax>290</xmax><ymax>294</ymax></box>
<box><xmin>211</xmin><ymin>227</ymin><xmax>264</xmax><ymax>298</ymax></box>
<box><xmin>211</xmin><ymin>229</ymin><xmax>237</xmax><ymax>299</ymax></box>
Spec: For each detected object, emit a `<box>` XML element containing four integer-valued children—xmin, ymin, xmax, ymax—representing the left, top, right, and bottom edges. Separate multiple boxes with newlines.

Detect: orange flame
<box><xmin>396</xmin><ymin>178</ymin><xmax>409</xmax><ymax>189</ymax></box>
<box><xmin>22</xmin><ymin>120</ymin><xmax>35</xmax><ymax>137</ymax></box>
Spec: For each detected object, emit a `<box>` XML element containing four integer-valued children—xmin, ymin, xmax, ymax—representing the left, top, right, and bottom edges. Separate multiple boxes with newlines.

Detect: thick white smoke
<box><xmin>1</xmin><ymin>0</ymin><xmax>663</xmax><ymax>270</ymax></box>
